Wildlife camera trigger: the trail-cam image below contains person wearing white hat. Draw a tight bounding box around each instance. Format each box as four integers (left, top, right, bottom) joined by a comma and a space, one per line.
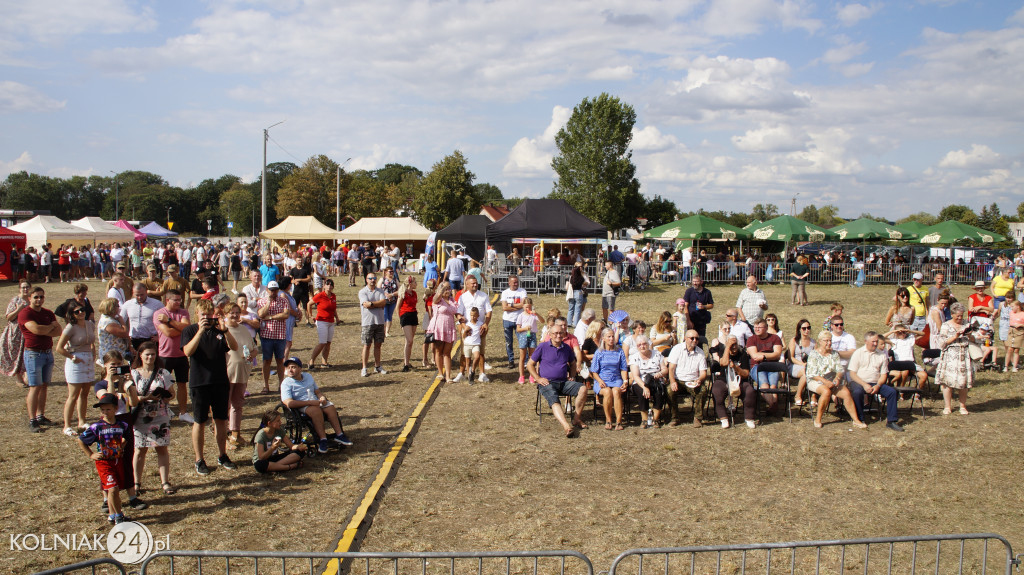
906, 272, 928, 332
255, 281, 289, 394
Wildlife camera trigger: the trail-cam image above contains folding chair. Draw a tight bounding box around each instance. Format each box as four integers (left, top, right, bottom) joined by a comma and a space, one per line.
752, 361, 798, 422
535, 387, 577, 423
888, 360, 926, 420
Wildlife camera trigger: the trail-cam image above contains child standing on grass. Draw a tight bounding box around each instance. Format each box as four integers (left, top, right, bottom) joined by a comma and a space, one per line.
457, 307, 487, 383
672, 298, 689, 346
516, 298, 539, 384
1004, 300, 1024, 373
78, 393, 131, 525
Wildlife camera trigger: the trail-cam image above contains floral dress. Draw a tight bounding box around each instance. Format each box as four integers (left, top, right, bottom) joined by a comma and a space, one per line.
132, 367, 174, 447
97, 314, 131, 364
935, 321, 973, 390
0, 296, 29, 377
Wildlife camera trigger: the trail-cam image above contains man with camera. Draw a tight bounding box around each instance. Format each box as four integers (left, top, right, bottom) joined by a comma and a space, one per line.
181, 299, 239, 475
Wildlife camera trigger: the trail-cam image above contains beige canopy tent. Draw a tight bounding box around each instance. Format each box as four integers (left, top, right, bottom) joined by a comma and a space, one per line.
70, 217, 136, 244
260, 216, 339, 243
10, 215, 97, 249
336, 217, 431, 242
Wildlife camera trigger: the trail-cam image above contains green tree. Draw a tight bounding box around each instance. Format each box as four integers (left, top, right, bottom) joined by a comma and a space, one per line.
372, 164, 422, 187
1017, 201, 1024, 221
641, 195, 678, 229
798, 204, 820, 226
415, 150, 479, 230
750, 203, 780, 223
345, 170, 393, 219
275, 155, 340, 228
221, 183, 260, 237
898, 212, 938, 227
816, 205, 842, 228
0, 172, 64, 217
474, 183, 504, 204
938, 205, 979, 227
550, 93, 643, 230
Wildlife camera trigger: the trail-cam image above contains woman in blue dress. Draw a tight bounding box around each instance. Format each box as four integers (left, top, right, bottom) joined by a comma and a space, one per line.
590, 328, 628, 430
422, 254, 439, 288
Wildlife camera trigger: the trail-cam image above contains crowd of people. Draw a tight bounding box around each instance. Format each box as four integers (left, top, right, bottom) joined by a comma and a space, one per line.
4, 236, 1023, 522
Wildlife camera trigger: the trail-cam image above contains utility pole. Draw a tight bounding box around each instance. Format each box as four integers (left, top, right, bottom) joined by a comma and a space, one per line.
336, 157, 351, 231
262, 121, 285, 237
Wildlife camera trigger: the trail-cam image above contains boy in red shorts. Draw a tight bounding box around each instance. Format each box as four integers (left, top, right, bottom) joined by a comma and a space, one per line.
78, 393, 132, 524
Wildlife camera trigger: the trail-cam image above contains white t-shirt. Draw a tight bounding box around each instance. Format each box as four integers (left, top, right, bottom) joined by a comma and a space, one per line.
499, 288, 527, 322
831, 331, 857, 368
890, 335, 916, 363
463, 316, 485, 346
457, 290, 492, 319
667, 344, 707, 383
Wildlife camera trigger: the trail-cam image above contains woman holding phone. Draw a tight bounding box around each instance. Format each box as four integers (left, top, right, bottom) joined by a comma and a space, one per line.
130, 342, 176, 495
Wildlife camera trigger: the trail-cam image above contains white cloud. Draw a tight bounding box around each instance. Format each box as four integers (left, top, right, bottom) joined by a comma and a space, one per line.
0, 81, 65, 113
631, 126, 680, 153
502, 106, 570, 178
819, 37, 868, 65
732, 124, 807, 153
701, 0, 822, 37
938, 144, 1003, 169
962, 169, 1011, 189
0, 151, 35, 178
836, 3, 879, 27
586, 66, 635, 81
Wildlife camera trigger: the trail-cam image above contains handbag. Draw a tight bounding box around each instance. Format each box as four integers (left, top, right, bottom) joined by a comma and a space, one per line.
967, 343, 984, 361
565, 281, 573, 302
726, 367, 741, 397
915, 324, 930, 349
424, 332, 435, 344
579, 362, 590, 379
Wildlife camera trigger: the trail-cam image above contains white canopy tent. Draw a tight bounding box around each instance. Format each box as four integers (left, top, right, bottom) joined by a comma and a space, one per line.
260, 216, 339, 243
11, 215, 96, 249
336, 217, 431, 242
70, 217, 136, 244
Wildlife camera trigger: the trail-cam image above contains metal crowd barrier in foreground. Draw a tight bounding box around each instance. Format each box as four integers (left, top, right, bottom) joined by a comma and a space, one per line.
33, 534, 1024, 575
607, 533, 1021, 575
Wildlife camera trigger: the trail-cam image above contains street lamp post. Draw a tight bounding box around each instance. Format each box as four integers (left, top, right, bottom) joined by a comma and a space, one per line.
109, 170, 120, 221
336, 157, 352, 231
262, 121, 285, 238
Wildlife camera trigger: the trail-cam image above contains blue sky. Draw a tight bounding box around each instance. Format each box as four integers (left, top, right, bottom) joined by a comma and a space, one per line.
2, 0, 1023, 220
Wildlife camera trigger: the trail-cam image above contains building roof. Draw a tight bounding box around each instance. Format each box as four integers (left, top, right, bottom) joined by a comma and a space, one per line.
479, 204, 512, 222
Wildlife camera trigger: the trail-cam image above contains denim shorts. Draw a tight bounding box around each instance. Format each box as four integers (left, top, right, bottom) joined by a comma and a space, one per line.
24, 349, 54, 387
537, 379, 583, 407
517, 331, 537, 349
261, 338, 287, 361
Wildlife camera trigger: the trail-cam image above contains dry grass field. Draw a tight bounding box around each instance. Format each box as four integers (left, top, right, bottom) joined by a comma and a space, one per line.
2, 276, 1022, 574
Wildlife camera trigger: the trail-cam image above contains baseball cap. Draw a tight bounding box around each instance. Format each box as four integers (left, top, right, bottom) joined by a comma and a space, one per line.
116, 262, 127, 269
93, 393, 118, 408
283, 357, 303, 368
974, 280, 986, 288
912, 272, 923, 280
167, 264, 178, 272
267, 281, 280, 290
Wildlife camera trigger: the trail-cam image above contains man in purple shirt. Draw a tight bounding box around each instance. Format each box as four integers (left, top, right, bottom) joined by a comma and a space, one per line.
526, 323, 588, 438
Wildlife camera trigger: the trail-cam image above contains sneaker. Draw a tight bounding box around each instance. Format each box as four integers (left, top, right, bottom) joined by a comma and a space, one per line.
721, 420, 730, 429
507, 361, 516, 370
361, 368, 369, 377
745, 420, 756, 429
113, 513, 130, 525
29, 420, 42, 433
529, 376, 535, 384
318, 439, 329, 453
478, 373, 490, 383
217, 455, 237, 470
333, 432, 353, 447
63, 427, 78, 437
179, 413, 195, 424
453, 372, 464, 382
1014, 366, 1019, 373
402, 364, 411, 372
375, 365, 387, 375
886, 421, 905, 432
107, 515, 115, 525
195, 459, 210, 475
517, 376, 525, 384
484, 362, 492, 371
127, 497, 148, 510
36, 415, 53, 425
101, 500, 109, 513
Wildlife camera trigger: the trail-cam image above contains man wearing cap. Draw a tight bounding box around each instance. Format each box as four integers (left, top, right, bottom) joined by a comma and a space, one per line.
154, 289, 193, 423
140, 264, 165, 299
256, 281, 290, 393
279, 357, 352, 453
906, 273, 929, 331
121, 283, 163, 350
181, 298, 238, 474
161, 264, 190, 309
358, 272, 388, 377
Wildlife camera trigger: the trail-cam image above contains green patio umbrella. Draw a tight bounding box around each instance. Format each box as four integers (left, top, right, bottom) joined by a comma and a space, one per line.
829, 218, 919, 241
642, 214, 751, 241
896, 221, 929, 234
915, 220, 1006, 244
746, 215, 839, 242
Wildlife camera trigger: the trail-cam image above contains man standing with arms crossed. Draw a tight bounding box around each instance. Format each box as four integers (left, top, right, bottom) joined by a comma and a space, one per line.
500, 275, 527, 370
358, 272, 389, 377
20, 287, 61, 432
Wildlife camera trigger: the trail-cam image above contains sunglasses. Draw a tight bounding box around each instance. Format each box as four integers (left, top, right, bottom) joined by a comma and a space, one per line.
800, 326, 811, 330
73, 308, 86, 314
832, 322, 844, 327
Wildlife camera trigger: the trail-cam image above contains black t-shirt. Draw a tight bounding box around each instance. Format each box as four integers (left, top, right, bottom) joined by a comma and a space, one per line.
683, 287, 714, 326
230, 254, 242, 271
180, 323, 229, 388
290, 268, 310, 299
581, 338, 598, 357
708, 343, 750, 376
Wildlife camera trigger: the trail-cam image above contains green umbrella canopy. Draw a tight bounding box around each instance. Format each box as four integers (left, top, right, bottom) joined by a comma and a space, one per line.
829, 218, 919, 241
897, 221, 929, 233
746, 215, 839, 242
916, 220, 1006, 244
642, 214, 751, 241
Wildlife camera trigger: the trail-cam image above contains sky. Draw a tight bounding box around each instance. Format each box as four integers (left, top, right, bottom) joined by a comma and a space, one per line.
2, 0, 1023, 221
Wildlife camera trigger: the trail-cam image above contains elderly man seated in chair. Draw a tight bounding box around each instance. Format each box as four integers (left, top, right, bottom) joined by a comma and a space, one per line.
666, 329, 708, 427
847, 331, 904, 432
527, 323, 588, 438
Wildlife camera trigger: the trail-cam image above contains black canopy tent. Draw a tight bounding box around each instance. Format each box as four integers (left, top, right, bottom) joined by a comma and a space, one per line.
435, 215, 507, 262
485, 199, 607, 244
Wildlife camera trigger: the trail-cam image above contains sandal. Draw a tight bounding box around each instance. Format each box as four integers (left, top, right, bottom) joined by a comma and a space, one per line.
614, 424, 625, 431
161, 483, 176, 495
604, 423, 614, 430
959, 407, 969, 415
941, 408, 952, 415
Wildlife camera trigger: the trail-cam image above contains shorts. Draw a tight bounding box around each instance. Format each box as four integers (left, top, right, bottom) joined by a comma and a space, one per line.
602, 295, 616, 310
230, 270, 240, 281
1009, 326, 1024, 349
95, 458, 128, 491
807, 373, 845, 395
361, 324, 385, 345
463, 343, 481, 358
316, 320, 335, 344
517, 331, 537, 349
253, 450, 304, 473
162, 355, 189, 383
399, 311, 419, 327
190, 384, 229, 424
261, 338, 287, 361
537, 379, 584, 407
24, 349, 54, 387
59, 263, 70, 273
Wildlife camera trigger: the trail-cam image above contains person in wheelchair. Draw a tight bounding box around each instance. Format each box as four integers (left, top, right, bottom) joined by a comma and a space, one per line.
279, 357, 352, 454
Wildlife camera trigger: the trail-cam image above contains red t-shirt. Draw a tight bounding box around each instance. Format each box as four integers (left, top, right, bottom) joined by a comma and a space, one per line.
18, 306, 57, 350
968, 293, 993, 318
399, 291, 418, 316
747, 333, 782, 366
312, 291, 337, 322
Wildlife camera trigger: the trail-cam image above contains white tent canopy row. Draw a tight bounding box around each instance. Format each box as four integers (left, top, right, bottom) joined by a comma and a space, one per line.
11, 215, 135, 249
260, 216, 432, 243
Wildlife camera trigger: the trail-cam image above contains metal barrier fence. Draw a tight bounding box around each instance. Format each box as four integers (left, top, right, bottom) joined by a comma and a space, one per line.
136, 549, 594, 575
607, 533, 1020, 575
32, 557, 127, 575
